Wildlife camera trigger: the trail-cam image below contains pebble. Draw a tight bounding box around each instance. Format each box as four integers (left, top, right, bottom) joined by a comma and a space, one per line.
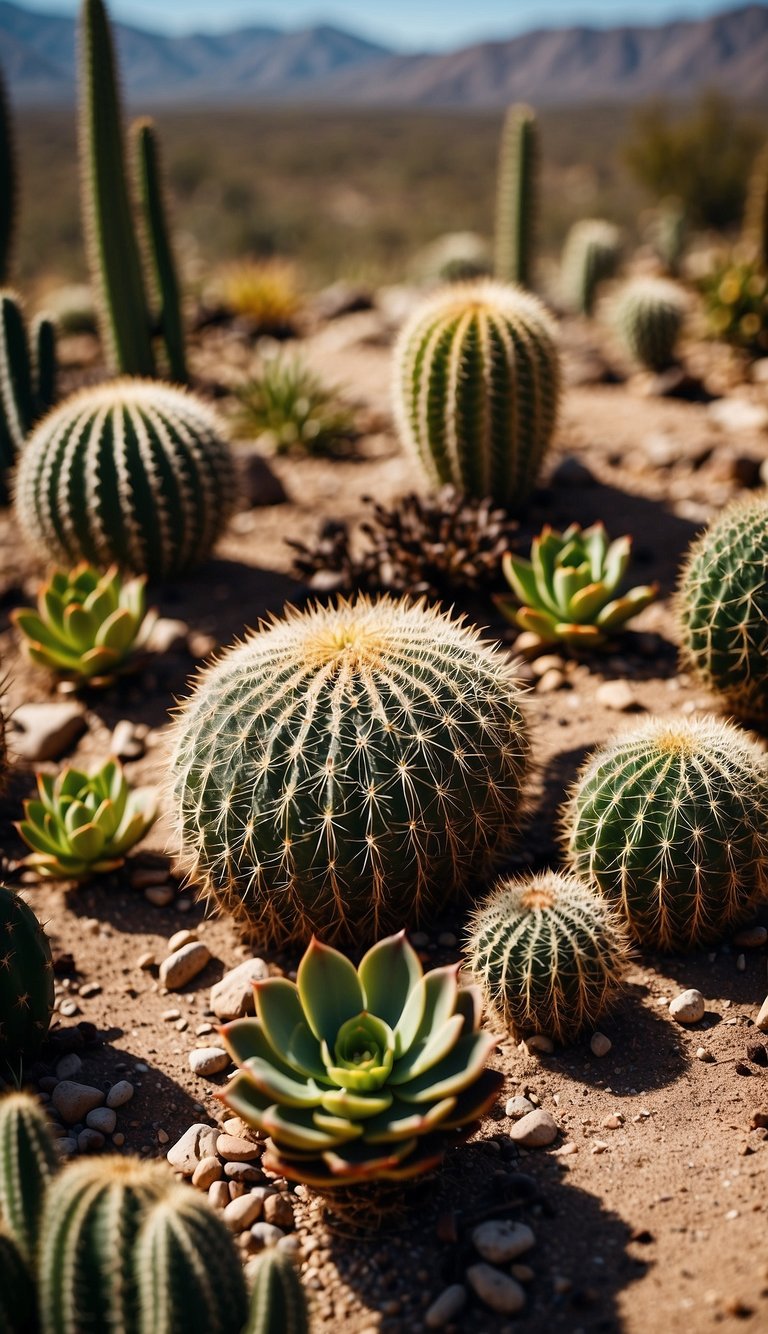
263, 1194, 294, 1228
77, 1128, 105, 1152
52, 1081, 105, 1125
224, 1193, 264, 1231
10, 702, 87, 761
145, 885, 175, 908
536, 668, 566, 693
602, 1113, 623, 1129
669, 988, 705, 1024
210, 957, 269, 1021
249, 1222, 284, 1250
59, 1000, 80, 1018
208, 1181, 230, 1209
167, 1123, 220, 1175
733, 925, 768, 948
425, 1285, 467, 1329
506, 1095, 535, 1120
696, 1047, 715, 1063
159, 942, 212, 991
111, 719, 145, 760
472, 1220, 535, 1264
509, 1109, 559, 1148
106, 1081, 135, 1109
86, 1107, 117, 1135
596, 680, 640, 712
709, 398, 768, 433
146, 617, 189, 655
192, 1157, 223, 1190
225, 1162, 264, 1183
466, 1264, 526, 1315
592, 1140, 609, 1154
55, 1053, 82, 1080
136, 952, 155, 970
217, 1134, 262, 1162
591, 1033, 612, 1057
189, 1047, 230, 1077
523, 1033, 554, 1055
168, 929, 198, 953
756, 997, 768, 1033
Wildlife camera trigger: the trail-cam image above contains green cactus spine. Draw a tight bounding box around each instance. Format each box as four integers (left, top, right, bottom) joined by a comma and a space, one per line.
466, 871, 628, 1043
133, 119, 187, 384
393, 280, 560, 507
613, 277, 686, 371
0, 66, 15, 283
494, 104, 538, 288
0, 887, 54, 1074
0, 1226, 37, 1334
743, 141, 768, 270
564, 715, 768, 951
170, 595, 530, 946
0, 1091, 58, 1264
560, 218, 621, 316
15, 378, 235, 579
245, 1251, 310, 1334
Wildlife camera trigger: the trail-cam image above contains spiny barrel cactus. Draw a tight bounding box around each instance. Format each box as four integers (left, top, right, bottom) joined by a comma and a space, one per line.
494, 104, 538, 288
221, 932, 502, 1204
0, 1227, 36, 1334
0, 887, 54, 1073
0, 68, 15, 283
393, 281, 560, 508
678, 495, 768, 720
13, 563, 149, 683
170, 596, 529, 946
465, 871, 628, 1043
0, 1092, 58, 1264
564, 715, 768, 951
560, 219, 621, 317
15, 378, 234, 579
613, 276, 686, 371
38, 1157, 248, 1334
0, 291, 57, 500
245, 1251, 310, 1334
496, 521, 658, 646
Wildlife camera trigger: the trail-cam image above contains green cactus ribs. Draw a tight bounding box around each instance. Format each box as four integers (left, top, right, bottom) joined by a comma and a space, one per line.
0, 887, 54, 1074
613, 276, 687, 372
494, 104, 538, 288
0, 291, 57, 500
170, 595, 530, 946
560, 219, 621, 316
0, 1091, 58, 1265
245, 1250, 310, 1333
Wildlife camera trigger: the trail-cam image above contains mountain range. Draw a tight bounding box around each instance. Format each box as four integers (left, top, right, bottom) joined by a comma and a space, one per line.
2, 1, 768, 106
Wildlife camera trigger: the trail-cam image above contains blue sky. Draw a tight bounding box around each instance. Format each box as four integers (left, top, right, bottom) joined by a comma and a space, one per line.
16, 0, 758, 47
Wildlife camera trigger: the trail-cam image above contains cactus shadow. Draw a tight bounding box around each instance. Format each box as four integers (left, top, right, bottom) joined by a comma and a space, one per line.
151, 557, 299, 650
552, 979, 690, 1095
640, 917, 768, 1009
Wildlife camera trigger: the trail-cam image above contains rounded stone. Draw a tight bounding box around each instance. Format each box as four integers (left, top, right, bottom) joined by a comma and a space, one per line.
425, 1285, 467, 1329
508, 1109, 559, 1148
192, 1156, 223, 1190
85, 1107, 117, 1135
159, 941, 211, 991
216, 1133, 262, 1162
669, 988, 705, 1024
466, 1263, 526, 1315
224, 1192, 264, 1231
106, 1080, 135, 1109
591, 1032, 612, 1057
52, 1081, 105, 1125
249, 1222, 284, 1250
506, 1095, 535, 1120
472, 1219, 536, 1264
188, 1047, 230, 1077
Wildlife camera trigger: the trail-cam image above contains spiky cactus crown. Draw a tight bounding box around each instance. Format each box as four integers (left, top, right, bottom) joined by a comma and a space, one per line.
392, 280, 560, 507
612, 276, 687, 371
561, 219, 621, 316
169, 595, 530, 946
677, 495, 768, 721
15, 377, 234, 579
0, 887, 54, 1073
563, 715, 768, 951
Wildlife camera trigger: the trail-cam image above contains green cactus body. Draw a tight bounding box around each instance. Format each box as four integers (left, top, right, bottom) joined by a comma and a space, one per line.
466, 871, 628, 1043
0, 293, 58, 501
564, 716, 768, 951
15, 378, 234, 579
170, 596, 529, 946
0, 887, 54, 1074
0, 68, 15, 283
0, 1092, 58, 1264
494, 105, 538, 288
0, 1227, 37, 1334
613, 277, 686, 371
33, 316, 57, 416
393, 281, 560, 507
560, 219, 621, 316
133, 119, 187, 385
245, 1251, 310, 1334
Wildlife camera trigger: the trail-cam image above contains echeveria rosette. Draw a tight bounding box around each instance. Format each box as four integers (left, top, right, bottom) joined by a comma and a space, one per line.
496, 522, 658, 646
220, 932, 502, 1191
12, 563, 150, 683
17, 759, 157, 880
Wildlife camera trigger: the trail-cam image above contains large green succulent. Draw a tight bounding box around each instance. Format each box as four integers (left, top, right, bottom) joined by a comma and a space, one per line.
18, 759, 157, 881
221, 932, 502, 1191
496, 522, 658, 646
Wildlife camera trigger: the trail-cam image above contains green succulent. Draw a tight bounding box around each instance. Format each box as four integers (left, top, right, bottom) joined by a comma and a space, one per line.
18, 759, 157, 881
12, 563, 149, 683
221, 931, 502, 1196
496, 522, 658, 646
235, 355, 357, 457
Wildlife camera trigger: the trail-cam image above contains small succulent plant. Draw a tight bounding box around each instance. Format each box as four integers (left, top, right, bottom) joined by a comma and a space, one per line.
12, 563, 149, 683
699, 255, 768, 356
18, 759, 157, 881
235, 354, 357, 456
496, 522, 658, 646
221, 931, 502, 1211
0, 889, 54, 1074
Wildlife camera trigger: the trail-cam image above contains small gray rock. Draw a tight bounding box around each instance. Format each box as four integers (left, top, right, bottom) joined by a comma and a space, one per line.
669, 988, 705, 1024
52, 1081, 105, 1125
77, 1128, 105, 1152
505, 1096, 535, 1120
466, 1264, 526, 1315
425, 1284, 467, 1329
166, 1122, 219, 1176
55, 1053, 82, 1081
591, 1033, 612, 1057
508, 1109, 559, 1148
160, 941, 211, 991
86, 1107, 117, 1136
11, 702, 87, 761
111, 719, 145, 761
106, 1080, 135, 1109
188, 1047, 229, 1077
210, 958, 269, 1021
472, 1220, 535, 1264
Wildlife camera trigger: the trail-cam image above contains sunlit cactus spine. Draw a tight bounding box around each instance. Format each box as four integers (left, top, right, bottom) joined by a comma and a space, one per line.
0, 292, 57, 499
613, 276, 686, 371
393, 280, 560, 507
466, 871, 628, 1043
743, 141, 768, 270
564, 715, 768, 951
0, 66, 15, 283
0, 1227, 37, 1334
170, 596, 530, 946
560, 218, 621, 316
244, 1251, 310, 1334
0, 1092, 58, 1264
133, 118, 187, 383
0, 887, 54, 1075
15, 378, 234, 579
494, 104, 538, 288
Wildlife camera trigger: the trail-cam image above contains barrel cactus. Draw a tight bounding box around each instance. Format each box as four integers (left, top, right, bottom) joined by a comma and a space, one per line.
392, 281, 560, 508
564, 715, 768, 951
0, 887, 54, 1074
170, 596, 529, 946
15, 378, 234, 579
613, 276, 686, 371
13, 563, 149, 683
245, 1251, 310, 1334
560, 219, 621, 317
466, 871, 628, 1043
0, 1092, 58, 1264
677, 495, 768, 720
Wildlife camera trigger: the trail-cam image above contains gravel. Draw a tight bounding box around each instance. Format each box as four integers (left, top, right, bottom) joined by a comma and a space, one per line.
166, 1123, 220, 1175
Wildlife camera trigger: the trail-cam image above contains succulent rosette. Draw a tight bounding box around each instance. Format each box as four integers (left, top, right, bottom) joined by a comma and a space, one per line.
221, 932, 502, 1190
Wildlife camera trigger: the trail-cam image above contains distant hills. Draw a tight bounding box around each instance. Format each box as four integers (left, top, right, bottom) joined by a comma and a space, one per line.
2, 0, 768, 106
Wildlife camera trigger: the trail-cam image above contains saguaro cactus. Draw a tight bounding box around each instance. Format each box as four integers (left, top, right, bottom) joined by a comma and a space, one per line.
133, 118, 187, 383
495, 104, 538, 288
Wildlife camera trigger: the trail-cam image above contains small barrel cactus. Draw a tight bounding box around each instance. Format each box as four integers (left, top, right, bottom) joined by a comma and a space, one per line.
494, 104, 538, 288
613, 276, 686, 371
392, 280, 560, 508
564, 715, 768, 951
465, 871, 628, 1043
170, 596, 529, 946
245, 1251, 310, 1334
0, 1226, 37, 1334
15, 378, 234, 579
13, 563, 149, 683
221, 932, 502, 1208
677, 495, 768, 720
0, 1091, 58, 1264
18, 759, 157, 881
0, 887, 54, 1073
560, 219, 621, 316
496, 521, 658, 646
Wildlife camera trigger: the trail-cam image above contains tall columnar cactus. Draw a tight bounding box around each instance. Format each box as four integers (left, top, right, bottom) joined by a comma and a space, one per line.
38, 1157, 249, 1334
133, 119, 187, 384
15, 378, 234, 579
494, 104, 538, 288
170, 596, 530, 946
613, 277, 686, 371
0, 887, 54, 1073
393, 281, 560, 507
465, 871, 628, 1043
244, 1251, 310, 1334
677, 495, 768, 720
0, 1092, 58, 1264
0, 66, 15, 283
560, 219, 621, 316
0, 292, 57, 499
743, 141, 768, 270
0, 1227, 37, 1334
564, 715, 768, 951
